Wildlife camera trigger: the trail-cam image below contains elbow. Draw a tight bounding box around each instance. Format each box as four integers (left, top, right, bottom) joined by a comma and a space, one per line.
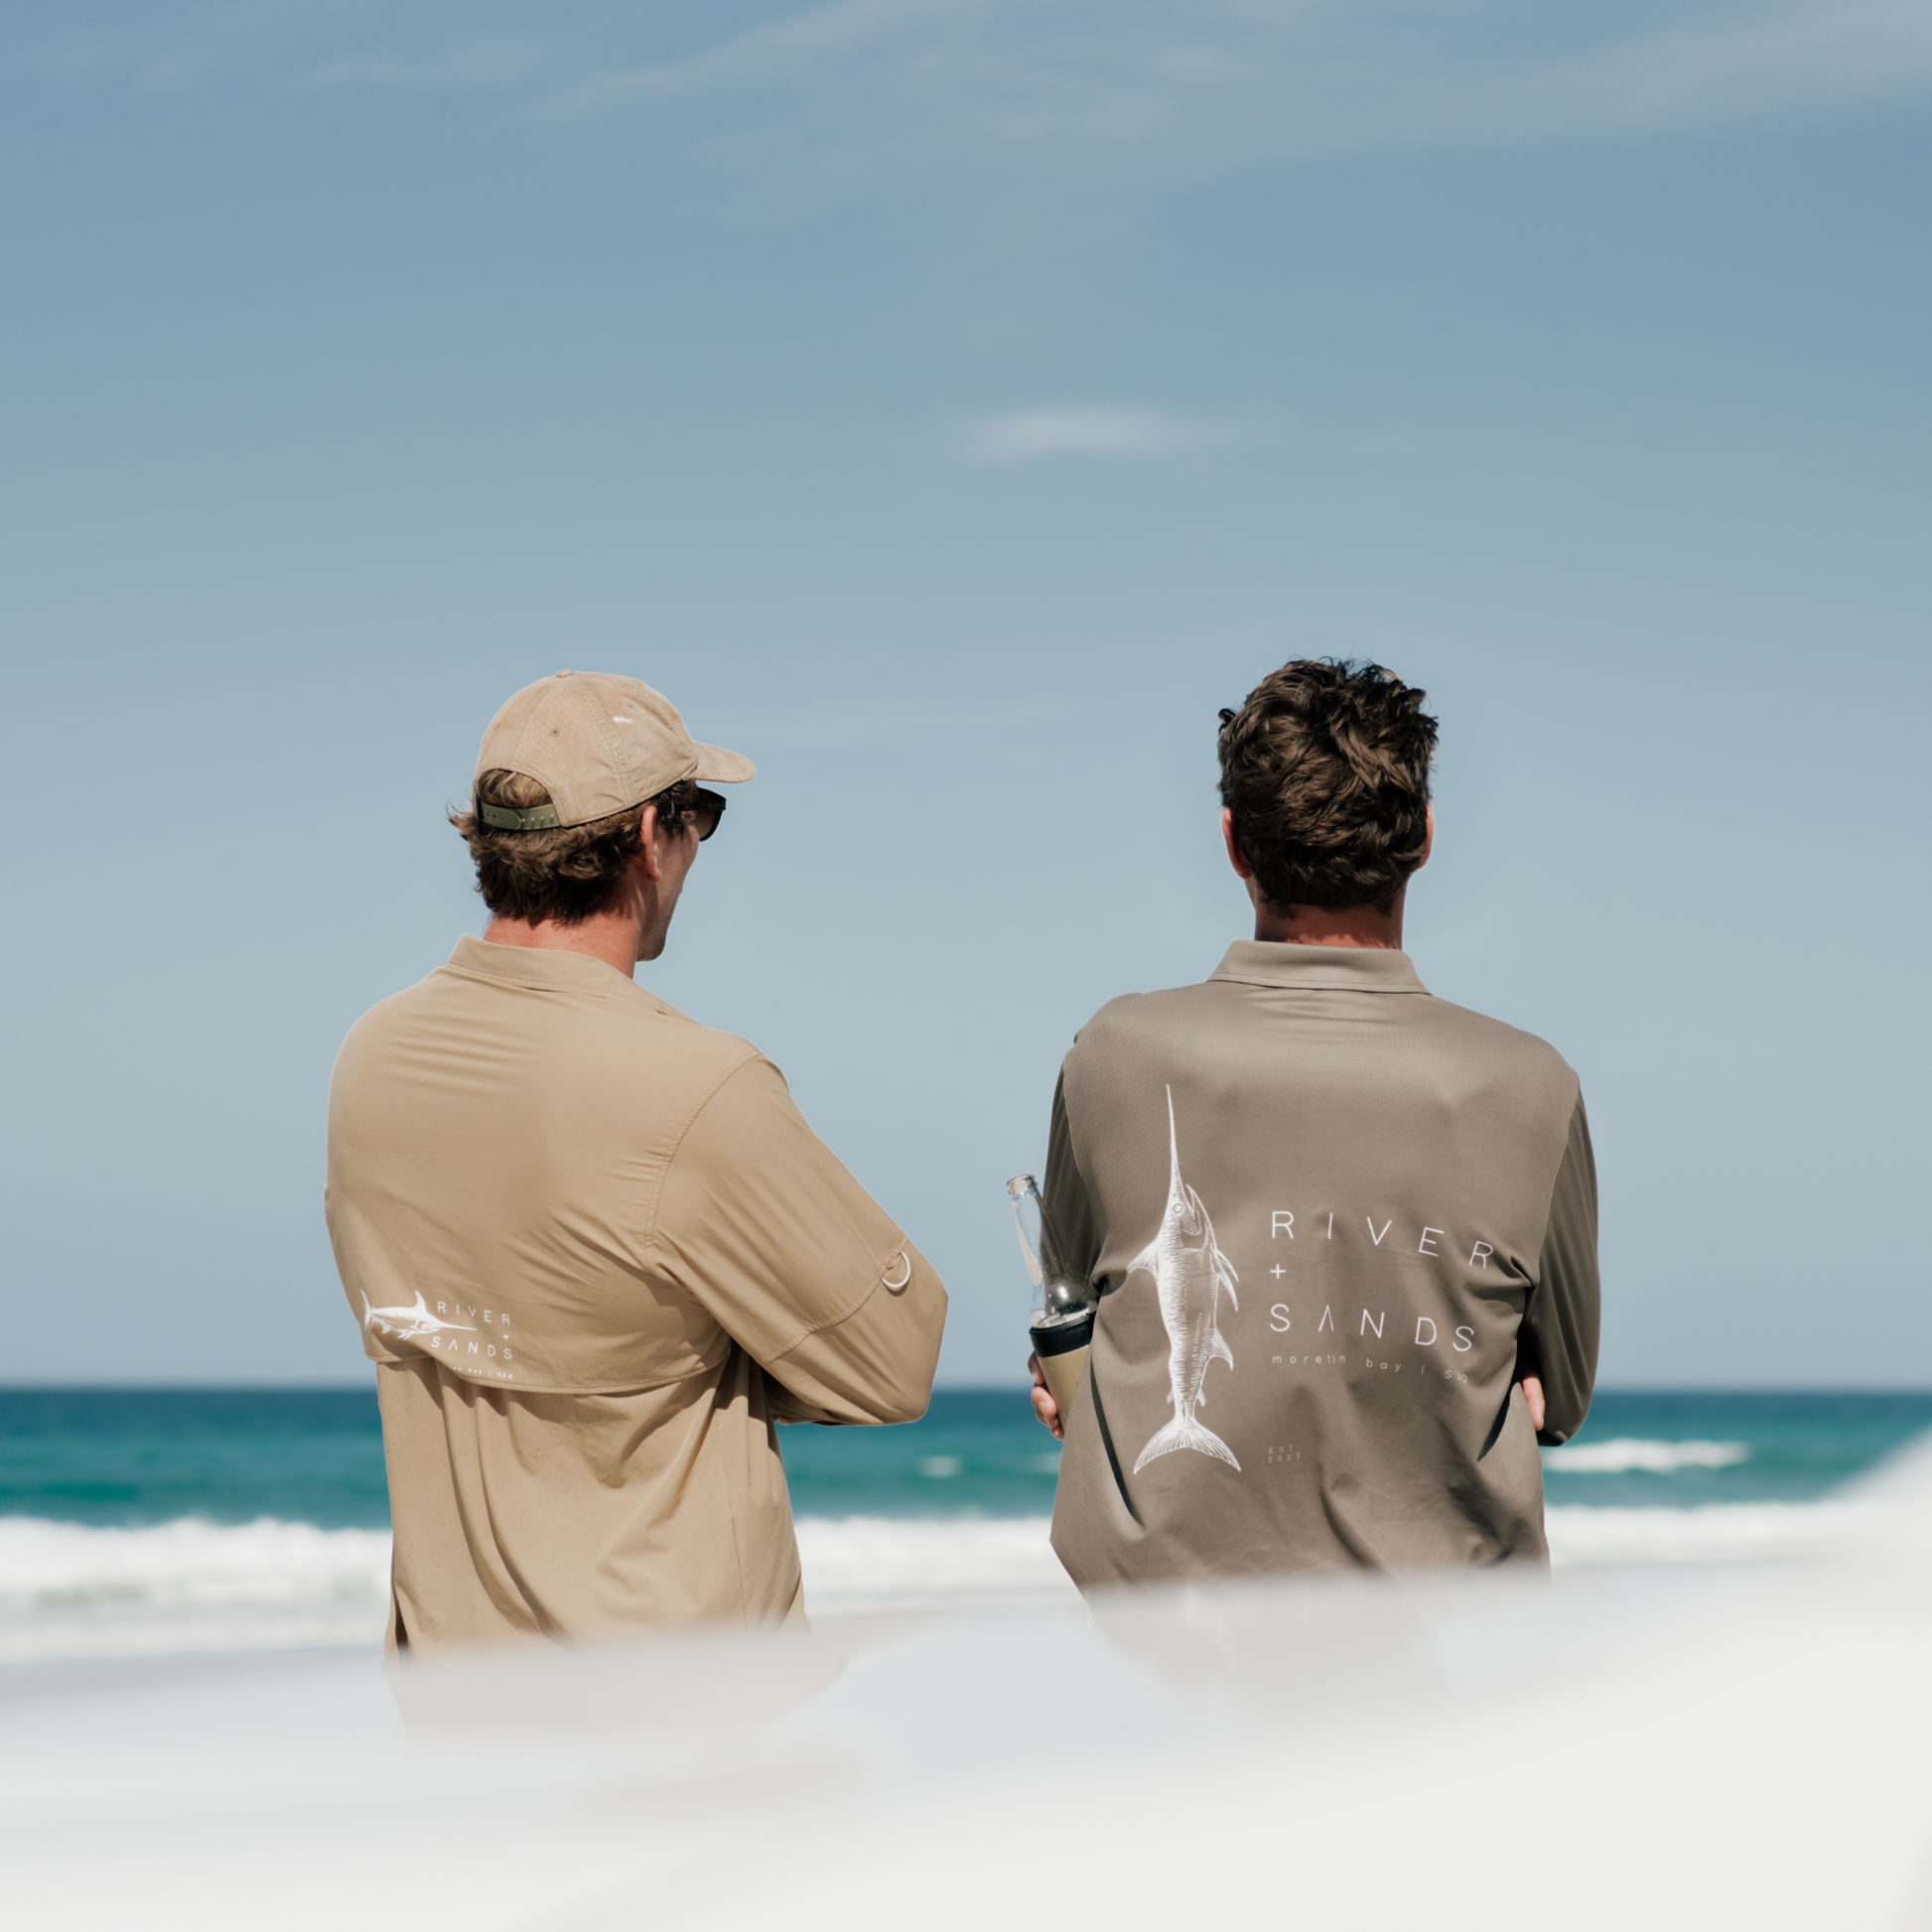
867, 1333, 941, 1425
874, 1380, 934, 1427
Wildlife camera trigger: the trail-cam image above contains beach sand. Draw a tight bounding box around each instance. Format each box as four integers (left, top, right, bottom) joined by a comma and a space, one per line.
7, 1424, 1932, 1929
5, 1503, 1932, 1930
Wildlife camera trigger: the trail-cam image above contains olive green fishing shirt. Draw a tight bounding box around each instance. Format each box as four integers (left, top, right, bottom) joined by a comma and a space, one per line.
1045, 941, 1598, 1586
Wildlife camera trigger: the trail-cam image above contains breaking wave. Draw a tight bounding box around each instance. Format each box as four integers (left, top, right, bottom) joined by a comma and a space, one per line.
0, 1496, 1895, 1665
1544, 1501, 1880, 1565
1543, 1438, 1749, 1474
0, 1516, 393, 1664
0, 1514, 1084, 1664
794, 1515, 1076, 1615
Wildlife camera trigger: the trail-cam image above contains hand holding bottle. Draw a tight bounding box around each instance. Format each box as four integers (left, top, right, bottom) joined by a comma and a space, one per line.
1009, 1173, 1096, 1429
1027, 1351, 1064, 1440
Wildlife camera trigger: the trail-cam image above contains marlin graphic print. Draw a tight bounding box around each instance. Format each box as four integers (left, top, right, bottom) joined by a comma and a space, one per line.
360, 1292, 477, 1343
1129, 1088, 1242, 1474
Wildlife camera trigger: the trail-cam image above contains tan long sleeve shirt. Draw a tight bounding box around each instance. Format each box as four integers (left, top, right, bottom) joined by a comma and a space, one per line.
325, 935, 946, 1650
1045, 941, 1598, 1587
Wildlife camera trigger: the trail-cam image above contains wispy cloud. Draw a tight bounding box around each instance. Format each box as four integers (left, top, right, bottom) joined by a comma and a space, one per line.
14, 1, 1932, 177
958, 406, 1253, 466
524, 0, 1932, 164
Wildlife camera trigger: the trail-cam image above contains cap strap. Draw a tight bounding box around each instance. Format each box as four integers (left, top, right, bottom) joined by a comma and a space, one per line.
479, 801, 562, 831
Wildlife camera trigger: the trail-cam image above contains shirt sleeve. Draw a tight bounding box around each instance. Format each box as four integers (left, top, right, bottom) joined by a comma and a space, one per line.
650, 1055, 947, 1427
1041, 1067, 1104, 1288
1524, 1094, 1600, 1448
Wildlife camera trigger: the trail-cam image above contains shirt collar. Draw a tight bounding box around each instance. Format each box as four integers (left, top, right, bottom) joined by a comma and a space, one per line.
444, 931, 650, 1000
1208, 939, 1430, 995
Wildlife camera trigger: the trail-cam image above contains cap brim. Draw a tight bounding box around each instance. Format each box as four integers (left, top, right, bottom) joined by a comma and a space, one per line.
692, 742, 756, 783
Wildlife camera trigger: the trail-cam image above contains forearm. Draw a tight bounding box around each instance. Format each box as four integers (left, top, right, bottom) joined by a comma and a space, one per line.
656, 1058, 949, 1427
1526, 1097, 1600, 1446
760, 1244, 947, 1427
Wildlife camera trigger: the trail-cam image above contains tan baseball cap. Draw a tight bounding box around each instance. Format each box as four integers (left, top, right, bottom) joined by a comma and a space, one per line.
474, 671, 756, 831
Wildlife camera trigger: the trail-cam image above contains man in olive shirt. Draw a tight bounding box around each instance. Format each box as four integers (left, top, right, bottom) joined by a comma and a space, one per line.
1032, 659, 1597, 1581
328, 671, 946, 1650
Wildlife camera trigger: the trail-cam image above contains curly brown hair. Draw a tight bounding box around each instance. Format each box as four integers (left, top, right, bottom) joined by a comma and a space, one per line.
451, 769, 695, 925
1217, 659, 1438, 914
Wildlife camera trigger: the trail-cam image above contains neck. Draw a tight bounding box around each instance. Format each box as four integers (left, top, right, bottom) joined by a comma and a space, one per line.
483, 907, 641, 978
1251, 893, 1405, 950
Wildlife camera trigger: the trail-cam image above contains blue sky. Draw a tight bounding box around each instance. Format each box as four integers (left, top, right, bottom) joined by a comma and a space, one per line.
2, 0, 1927, 1386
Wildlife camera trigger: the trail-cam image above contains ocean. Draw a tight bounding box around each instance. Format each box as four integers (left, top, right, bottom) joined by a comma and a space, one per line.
2, 1385, 1928, 1665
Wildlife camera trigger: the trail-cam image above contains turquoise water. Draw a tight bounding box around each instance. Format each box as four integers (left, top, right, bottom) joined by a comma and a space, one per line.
3, 1386, 1929, 1529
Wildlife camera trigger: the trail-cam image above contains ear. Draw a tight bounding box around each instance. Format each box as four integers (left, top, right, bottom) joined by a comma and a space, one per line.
1415, 803, 1435, 873
636, 804, 666, 884
1221, 807, 1254, 881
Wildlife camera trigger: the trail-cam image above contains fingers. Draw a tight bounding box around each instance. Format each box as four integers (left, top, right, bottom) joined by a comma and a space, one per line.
1027, 1354, 1063, 1441
1521, 1372, 1547, 1434
1513, 1333, 1547, 1436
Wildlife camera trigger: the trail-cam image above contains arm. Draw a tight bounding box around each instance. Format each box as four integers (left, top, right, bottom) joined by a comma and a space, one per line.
652, 1057, 947, 1427
1029, 1068, 1101, 1440
1521, 1094, 1600, 1447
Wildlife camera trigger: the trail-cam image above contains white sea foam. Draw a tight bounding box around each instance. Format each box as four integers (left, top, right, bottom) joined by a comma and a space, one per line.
794, 1515, 1076, 1616
0, 1514, 1081, 1663
1546, 1501, 1883, 1566
1544, 1438, 1749, 1474
0, 1516, 393, 1664
0, 1498, 1895, 1666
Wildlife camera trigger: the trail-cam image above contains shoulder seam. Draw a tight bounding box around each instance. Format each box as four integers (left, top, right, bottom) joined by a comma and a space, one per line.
1529, 1080, 1587, 1284
638, 1046, 767, 1273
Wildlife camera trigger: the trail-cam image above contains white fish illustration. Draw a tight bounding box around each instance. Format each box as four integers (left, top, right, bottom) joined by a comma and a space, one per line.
360, 1292, 477, 1342
1129, 1088, 1242, 1474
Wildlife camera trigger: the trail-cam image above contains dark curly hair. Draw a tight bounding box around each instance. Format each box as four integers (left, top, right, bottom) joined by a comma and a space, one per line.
450, 769, 696, 926
1217, 659, 1438, 914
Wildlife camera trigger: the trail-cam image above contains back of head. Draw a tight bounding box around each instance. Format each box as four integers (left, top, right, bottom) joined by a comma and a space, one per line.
449, 670, 755, 927
1217, 659, 1438, 915
452, 769, 656, 927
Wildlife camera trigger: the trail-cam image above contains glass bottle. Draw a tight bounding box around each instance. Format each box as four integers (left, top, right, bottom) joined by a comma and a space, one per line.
1008, 1173, 1097, 1425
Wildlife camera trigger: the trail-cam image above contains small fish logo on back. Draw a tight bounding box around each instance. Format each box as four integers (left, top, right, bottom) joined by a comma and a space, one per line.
1129, 1088, 1242, 1474
360, 1292, 477, 1342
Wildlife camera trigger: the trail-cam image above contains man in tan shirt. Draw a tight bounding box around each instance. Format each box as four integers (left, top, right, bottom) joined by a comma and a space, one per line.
327, 671, 946, 1651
